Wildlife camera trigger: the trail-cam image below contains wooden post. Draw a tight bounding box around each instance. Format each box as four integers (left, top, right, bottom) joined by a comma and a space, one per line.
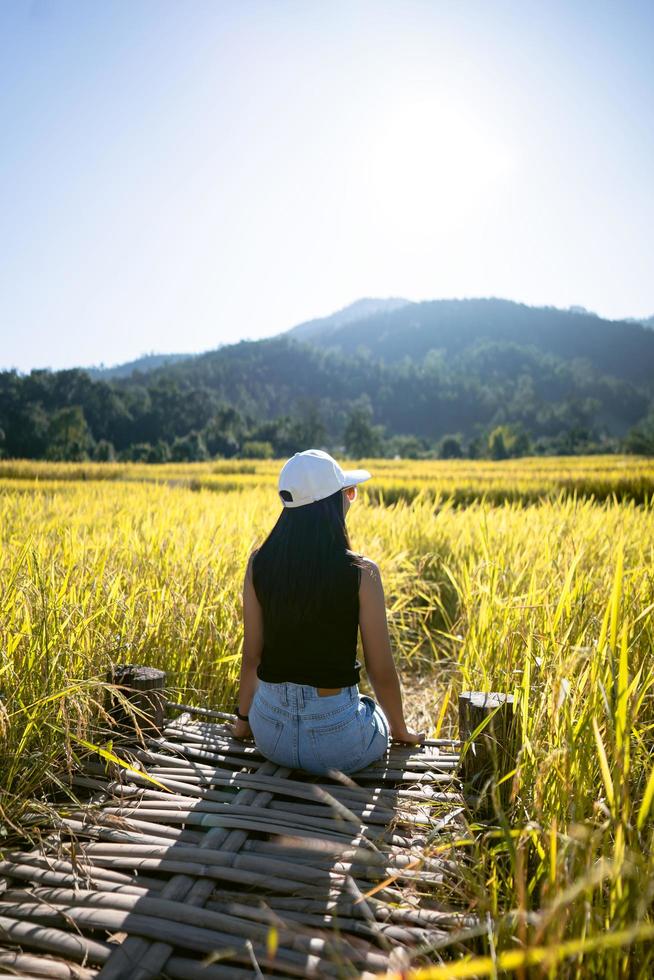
458, 691, 521, 818
105, 664, 167, 741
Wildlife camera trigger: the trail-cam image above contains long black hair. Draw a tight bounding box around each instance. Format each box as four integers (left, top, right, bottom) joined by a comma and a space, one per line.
252, 487, 368, 635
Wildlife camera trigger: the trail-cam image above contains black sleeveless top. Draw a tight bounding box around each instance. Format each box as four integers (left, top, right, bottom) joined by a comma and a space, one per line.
253, 554, 362, 687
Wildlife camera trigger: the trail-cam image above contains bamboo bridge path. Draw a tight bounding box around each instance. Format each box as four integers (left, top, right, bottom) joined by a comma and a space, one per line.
0, 704, 478, 980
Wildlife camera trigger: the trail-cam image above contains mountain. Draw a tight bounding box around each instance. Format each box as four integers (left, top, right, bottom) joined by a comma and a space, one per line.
567, 305, 598, 316
110, 296, 653, 438
279, 297, 654, 390
283, 297, 411, 342
86, 352, 193, 379
97, 293, 650, 446
2, 296, 653, 460
81, 297, 654, 387
625, 315, 654, 329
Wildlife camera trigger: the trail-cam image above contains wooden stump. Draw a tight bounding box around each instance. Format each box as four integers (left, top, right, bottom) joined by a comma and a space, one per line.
458, 691, 521, 818
105, 665, 167, 740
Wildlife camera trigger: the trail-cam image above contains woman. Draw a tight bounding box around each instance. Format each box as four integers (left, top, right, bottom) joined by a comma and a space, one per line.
230, 448, 425, 775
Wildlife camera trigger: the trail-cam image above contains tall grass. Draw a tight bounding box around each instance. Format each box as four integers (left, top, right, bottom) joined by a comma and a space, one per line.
0, 459, 653, 974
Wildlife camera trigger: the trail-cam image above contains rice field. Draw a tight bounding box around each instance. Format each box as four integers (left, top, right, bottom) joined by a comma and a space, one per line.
1, 455, 653, 976
2, 453, 653, 505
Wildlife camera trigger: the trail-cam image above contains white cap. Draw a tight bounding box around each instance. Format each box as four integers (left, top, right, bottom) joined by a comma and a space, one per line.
278, 449, 372, 508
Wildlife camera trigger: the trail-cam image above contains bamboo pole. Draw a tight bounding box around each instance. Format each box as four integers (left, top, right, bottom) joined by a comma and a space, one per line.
102, 784, 251, 806
68, 842, 394, 889
125, 752, 441, 805
53, 818, 202, 849
0, 913, 112, 964
165, 701, 237, 721
0, 853, 152, 889
97, 803, 382, 837
208, 890, 469, 926
265, 797, 427, 826
96, 787, 399, 824
0, 952, 98, 979
0, 860, 151, 897
243, 838, 459, 875
145, 736, 257, 771
99, 794, 401, 827
55, 813, 204, 845
86, 810, 372, 845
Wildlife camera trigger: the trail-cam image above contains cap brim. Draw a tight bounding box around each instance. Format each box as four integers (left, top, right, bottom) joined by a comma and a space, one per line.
342, 468, 372, 486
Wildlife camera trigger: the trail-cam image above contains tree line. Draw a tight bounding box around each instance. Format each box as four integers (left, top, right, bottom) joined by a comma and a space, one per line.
1, 334, 653, 461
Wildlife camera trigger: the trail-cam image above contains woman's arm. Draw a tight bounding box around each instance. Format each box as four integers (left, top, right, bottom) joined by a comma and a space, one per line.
358, 558, 425, 745
232, 550, 263, 738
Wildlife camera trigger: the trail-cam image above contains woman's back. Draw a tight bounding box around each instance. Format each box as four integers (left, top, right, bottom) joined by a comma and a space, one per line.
253, 548, 363, 687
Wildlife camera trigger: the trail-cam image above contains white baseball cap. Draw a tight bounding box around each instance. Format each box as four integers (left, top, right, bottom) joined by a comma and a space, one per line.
278, 449, 372, 508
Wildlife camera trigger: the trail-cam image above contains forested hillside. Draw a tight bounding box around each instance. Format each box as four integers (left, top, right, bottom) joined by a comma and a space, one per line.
86, 352, 193, 380
284, 297, 410, 342
1, 299, 653, 461
284, 298, 654, 390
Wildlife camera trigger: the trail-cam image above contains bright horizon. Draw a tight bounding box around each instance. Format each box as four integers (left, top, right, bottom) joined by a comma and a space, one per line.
1, 0, 653, 372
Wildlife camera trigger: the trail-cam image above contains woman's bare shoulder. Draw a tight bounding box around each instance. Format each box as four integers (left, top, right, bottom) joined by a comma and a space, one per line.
245, 547, 260, 582
350, 554, 380, 586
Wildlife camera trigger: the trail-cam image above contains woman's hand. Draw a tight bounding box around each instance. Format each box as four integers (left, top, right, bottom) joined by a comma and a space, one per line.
230, 718, 253, 741
391, 726, 426, 745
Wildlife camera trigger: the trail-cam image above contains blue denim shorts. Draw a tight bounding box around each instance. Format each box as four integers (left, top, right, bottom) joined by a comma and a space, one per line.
249, 680, 390, 775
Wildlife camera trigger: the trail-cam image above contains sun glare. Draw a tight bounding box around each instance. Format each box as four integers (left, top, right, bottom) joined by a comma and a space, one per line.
365, 96, 515, 232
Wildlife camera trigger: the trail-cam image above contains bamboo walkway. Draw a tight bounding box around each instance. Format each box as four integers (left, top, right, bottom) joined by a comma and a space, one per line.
0, 707, 475, 979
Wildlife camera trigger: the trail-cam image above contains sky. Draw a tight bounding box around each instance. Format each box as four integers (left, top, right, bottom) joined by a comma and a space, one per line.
1, 0, 653, 372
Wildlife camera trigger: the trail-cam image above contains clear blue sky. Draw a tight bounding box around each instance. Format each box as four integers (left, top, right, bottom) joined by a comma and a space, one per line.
1, 0, 653, 371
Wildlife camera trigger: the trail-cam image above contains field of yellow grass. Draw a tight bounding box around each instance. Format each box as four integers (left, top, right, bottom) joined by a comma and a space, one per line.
2, 453, 653, 504
1, 455, 653, 975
